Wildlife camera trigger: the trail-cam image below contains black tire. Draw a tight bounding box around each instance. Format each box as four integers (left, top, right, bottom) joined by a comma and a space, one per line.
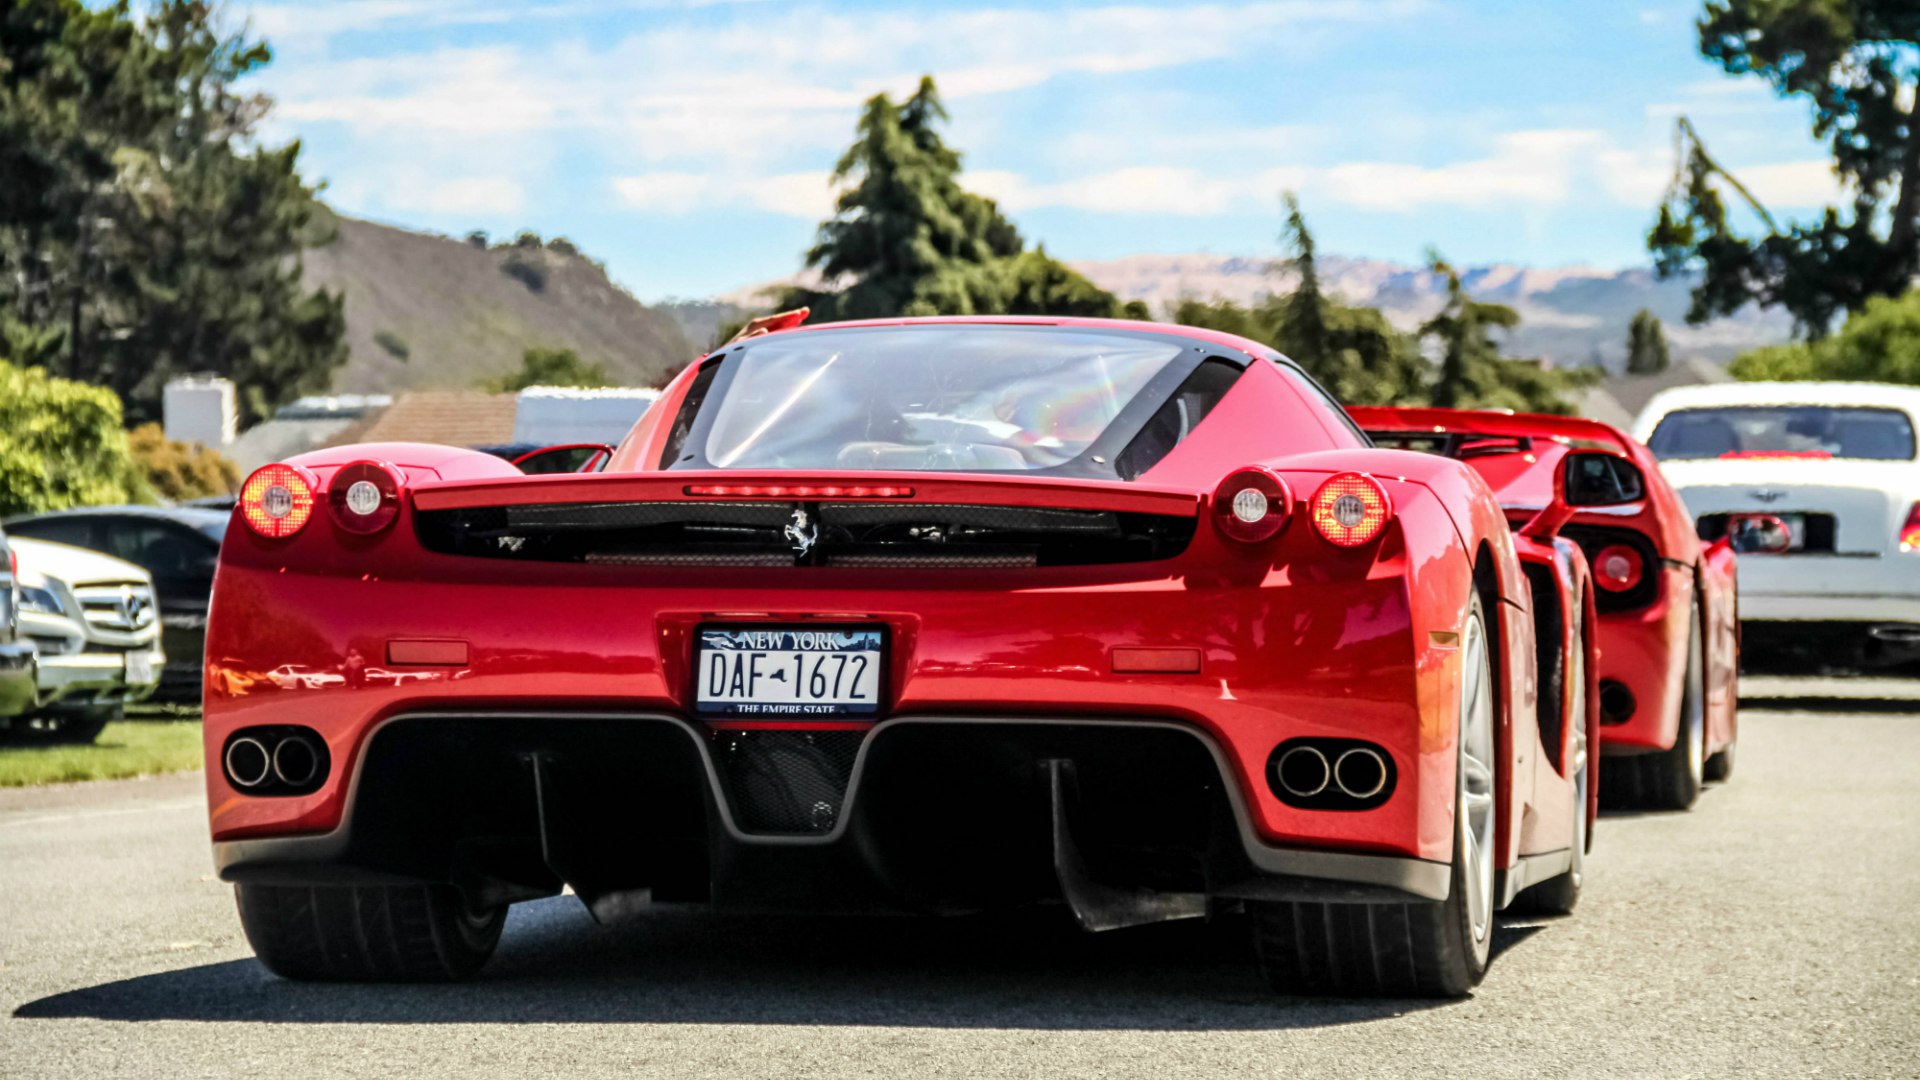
1510, 620, 1588, 917
235, 882, 505, 982
1600, 601, 1704, 812
17, 706, 115, 744
1704, 741, 1735, 782
1250, 596, 1495, 998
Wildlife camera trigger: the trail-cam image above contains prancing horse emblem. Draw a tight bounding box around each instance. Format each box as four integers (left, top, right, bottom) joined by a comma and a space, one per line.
784, 507, 818, 556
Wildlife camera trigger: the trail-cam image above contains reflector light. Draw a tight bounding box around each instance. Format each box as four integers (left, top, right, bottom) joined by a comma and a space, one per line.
1901, 503, 1920, 552
1309, 473, 1391, 547
328, 461, 405, 534
239, 464, 317, 539
683, 484, 915, 499
1212, 466, 1292, 543
1593, 543, 1644, 592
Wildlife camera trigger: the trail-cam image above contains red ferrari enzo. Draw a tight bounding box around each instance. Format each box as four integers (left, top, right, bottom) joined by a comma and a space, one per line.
206, 317, 1597, 997
1353, 407, 1739, 809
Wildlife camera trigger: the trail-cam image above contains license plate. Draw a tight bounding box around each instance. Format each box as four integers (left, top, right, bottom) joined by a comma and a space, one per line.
125, 651, 155, 685
696, 626, 884, 718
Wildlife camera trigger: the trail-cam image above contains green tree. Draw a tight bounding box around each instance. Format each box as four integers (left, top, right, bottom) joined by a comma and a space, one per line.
1269, 195, 1426, 405
1729, 288, 1920, 383
783, 76, 1134, 321
0, 0, 346, 425
481, 346, 612, 393
1423, 255, 1590, 414
1625, 308, 1671, 374
0, 359, 150, 515
1650, 4, 1920, 336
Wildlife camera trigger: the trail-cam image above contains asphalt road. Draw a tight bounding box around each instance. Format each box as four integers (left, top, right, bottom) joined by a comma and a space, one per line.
2, 683, 1915, 1079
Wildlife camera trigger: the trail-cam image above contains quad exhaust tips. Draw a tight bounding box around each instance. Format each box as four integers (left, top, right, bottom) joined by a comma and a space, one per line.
222, 727, 329, 796
1267, 739, 1396, 810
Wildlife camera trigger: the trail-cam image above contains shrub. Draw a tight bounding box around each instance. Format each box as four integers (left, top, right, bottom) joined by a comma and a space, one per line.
480, 346, 612, 393
546, 236, 580, 257
501, 253, 549, 293
374, 329, 411, 360
0, 361, 151, 516
465, 230, 490, 249
127, 423, 241, 502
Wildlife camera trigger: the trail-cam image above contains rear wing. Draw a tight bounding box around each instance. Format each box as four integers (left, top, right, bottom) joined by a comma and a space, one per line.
1348, 407, 1636, 457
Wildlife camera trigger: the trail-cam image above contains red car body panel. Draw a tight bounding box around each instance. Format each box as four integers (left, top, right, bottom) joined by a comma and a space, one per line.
1350, 406, 1737, 763
204, 318, 1588, 919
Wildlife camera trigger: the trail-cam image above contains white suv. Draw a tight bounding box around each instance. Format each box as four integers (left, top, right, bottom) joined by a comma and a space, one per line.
1635, 381, 1920, 668
12, 538, 164, 740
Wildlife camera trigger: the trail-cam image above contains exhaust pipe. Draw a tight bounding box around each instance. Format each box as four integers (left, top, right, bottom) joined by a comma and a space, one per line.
271, 734, 322, 788
1333, 747, 1388, 800
224, 736, 272, 789
1275, 745, 1330, 798
1869, 624, 1920, 644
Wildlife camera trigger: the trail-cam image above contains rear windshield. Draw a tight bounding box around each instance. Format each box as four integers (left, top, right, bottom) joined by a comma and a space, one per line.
683, 326, 1199, 473
1647, 406, 1917, 461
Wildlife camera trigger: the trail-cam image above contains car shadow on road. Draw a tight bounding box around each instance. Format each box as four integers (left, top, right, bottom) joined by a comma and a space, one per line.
15, 899, 1544, 1030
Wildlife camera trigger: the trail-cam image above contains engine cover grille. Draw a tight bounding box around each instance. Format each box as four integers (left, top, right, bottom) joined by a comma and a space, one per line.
708, 729, 867, 834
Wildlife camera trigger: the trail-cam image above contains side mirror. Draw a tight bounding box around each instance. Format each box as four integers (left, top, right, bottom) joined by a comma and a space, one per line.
512, 443, 613, 475
1562, 450, 1645, 507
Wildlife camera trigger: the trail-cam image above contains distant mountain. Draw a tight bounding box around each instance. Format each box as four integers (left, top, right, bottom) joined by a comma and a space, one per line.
301, 214, 694, 395
1065, 253, 1793, 369
721, 253, 1794, 369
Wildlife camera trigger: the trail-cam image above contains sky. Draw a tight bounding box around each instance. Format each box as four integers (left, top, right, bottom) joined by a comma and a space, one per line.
233, 0, 1833, 302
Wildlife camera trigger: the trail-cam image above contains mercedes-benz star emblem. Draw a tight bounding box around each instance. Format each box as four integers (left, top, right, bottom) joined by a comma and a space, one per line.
784, 507, 818, 556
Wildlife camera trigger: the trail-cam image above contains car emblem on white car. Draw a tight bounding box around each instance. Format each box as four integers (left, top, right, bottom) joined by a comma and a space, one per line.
784, 507, 818, 556
1749, 488, 1786, 503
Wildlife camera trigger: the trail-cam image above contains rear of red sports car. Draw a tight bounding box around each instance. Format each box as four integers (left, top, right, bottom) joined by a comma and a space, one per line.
206, 320, 1555, 995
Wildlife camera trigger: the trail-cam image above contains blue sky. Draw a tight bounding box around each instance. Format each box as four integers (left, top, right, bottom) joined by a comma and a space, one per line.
236, 0, 1831, 302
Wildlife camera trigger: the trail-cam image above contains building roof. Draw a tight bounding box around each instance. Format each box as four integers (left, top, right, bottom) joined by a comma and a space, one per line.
333, 390, 518, 449
1578, 358, 1732, 432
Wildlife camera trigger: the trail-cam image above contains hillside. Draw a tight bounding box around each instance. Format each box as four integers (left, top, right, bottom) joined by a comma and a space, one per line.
723, 253, 1794, 369
300, 215, 694, 394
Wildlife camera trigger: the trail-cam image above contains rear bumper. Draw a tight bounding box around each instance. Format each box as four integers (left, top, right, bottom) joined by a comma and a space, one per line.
213, 712, 1451, 914
1734, 554, 1920, 622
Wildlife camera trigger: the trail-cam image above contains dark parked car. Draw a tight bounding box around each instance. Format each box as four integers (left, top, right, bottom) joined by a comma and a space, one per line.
3, 506, 225, 701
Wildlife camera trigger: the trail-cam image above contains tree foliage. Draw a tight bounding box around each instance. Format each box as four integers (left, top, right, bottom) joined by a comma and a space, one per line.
782, 77, 1138, 321
480, 346, 611, 393
0, 0, 346, 425
1729, 288, 1920, 383
0, 359, 150, 516
127, 421, 238, 501
1626, 308, 1671, 375
1650, 3, 1920, 335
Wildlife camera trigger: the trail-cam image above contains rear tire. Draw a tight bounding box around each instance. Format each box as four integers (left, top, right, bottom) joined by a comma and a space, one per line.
1251, 595, 1496, 997
1601, 602, 1704, 811
235, 882, 505, 982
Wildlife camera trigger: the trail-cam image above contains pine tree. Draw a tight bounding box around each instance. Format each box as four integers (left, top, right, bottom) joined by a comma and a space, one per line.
1423, 255, 1591, 414
1268, 195, 1425, 406
1625, 309, 1671, 375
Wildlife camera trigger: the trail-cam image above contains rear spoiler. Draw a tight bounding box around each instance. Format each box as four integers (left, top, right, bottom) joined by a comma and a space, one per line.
412, 470, 1202, 518
1348, 406, 1635, 456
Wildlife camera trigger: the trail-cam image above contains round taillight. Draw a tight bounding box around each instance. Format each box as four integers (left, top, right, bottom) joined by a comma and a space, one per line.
239, 464, 318, 539
1309, 473, 1392, 547
1593, 543, 1644, 592
328, 460, 404, 534
1212, 466, 1293, 543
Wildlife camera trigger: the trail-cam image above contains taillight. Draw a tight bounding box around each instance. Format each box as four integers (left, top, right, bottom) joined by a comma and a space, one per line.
1592, 543, 1645, 592
328, 460, 405, 534
239, 464, 319, 539
1309, 473, 1391, 547
1900, 503, 1920, 552
1212, 466, 1292, 543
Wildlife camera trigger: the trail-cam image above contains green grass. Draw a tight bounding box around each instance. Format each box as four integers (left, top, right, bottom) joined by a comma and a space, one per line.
0, 720, 203, 787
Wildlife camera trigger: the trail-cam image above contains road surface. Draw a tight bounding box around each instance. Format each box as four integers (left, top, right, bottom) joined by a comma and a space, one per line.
1, 685, 1915, 1078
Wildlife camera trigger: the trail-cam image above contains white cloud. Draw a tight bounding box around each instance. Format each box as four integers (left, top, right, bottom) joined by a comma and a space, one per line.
1321, 130, 1607, 211
970, 166, 1309, 215
1741, 160, 1843, 207
614, 171, 837, 217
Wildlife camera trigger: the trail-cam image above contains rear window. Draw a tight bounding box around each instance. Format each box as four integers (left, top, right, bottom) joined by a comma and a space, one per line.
679, 326, 1209, 474
1647, 406, 1917, 461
